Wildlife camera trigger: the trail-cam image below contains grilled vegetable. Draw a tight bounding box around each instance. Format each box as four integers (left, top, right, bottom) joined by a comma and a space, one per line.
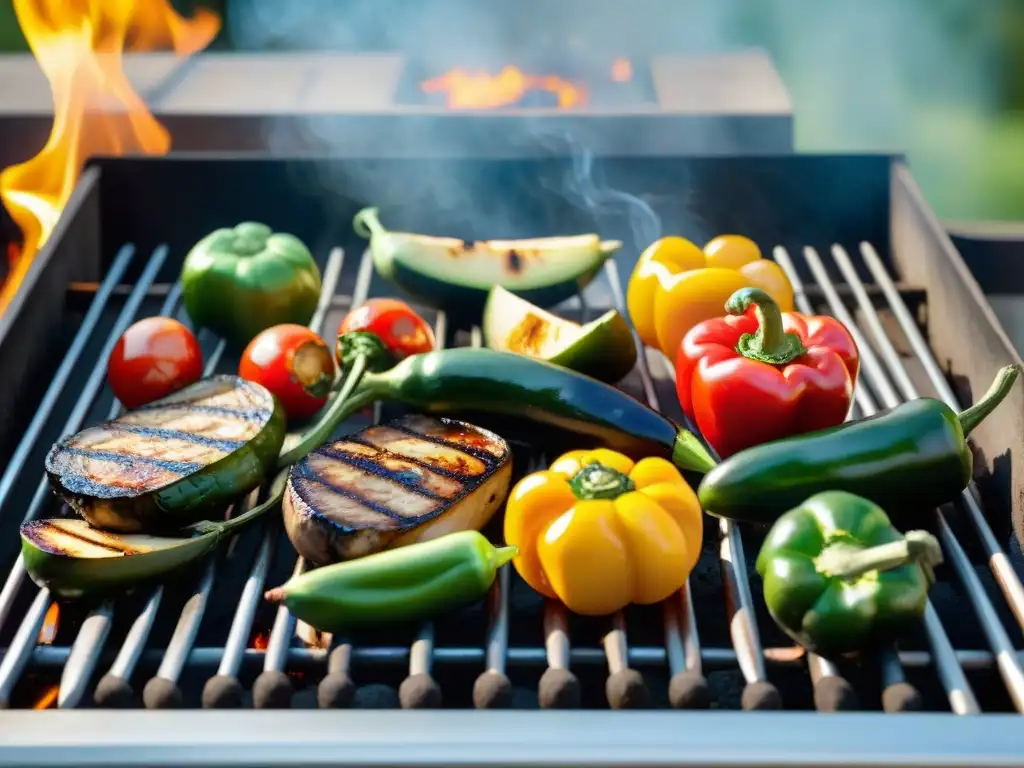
338, 298, 436, 361
239, 324, 336, 421
676, 288, 859, 458
108, 317, 204, 409
482, 286, 637, 383
284, 414, 512, 565
332, 348, 716, 474
504, 449, 702, 616
45, 376, 286, 534
265, 530, 516, 631
354, 207, 621, 315
181, 222, 322, 347
698, 364, 1020, 525
627, 234, 794, 358
22, 471, 288, 599
756, 491, 943, 658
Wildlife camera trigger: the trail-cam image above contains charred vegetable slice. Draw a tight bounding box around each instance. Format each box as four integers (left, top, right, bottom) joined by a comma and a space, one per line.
354, 207, 621, 315
22, 471, 288, 599
45, 375, 285, 534
283, 413, 512, 566
482, 285, 637, 383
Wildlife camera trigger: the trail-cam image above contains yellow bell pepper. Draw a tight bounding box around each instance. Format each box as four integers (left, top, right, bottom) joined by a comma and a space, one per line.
626, 234, 794, 360
503, 448, 703, 616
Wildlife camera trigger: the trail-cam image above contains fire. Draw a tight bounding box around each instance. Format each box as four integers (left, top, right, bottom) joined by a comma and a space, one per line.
37, 602, 59, 645
421, 66, 587, 110
250, 630, 269, 650
0, 0, 219, 316
32, 685, 60, 710
611, 57, 633, 83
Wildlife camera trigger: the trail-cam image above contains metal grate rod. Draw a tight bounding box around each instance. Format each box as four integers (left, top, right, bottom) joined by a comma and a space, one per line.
788, 245, 982, 714
858, 242, 1024, 632
827, 244, 1024, 713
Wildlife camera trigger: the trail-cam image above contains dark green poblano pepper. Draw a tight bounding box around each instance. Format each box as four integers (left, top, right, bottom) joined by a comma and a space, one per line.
181, 222, 322, 347
755, 491, 944, 658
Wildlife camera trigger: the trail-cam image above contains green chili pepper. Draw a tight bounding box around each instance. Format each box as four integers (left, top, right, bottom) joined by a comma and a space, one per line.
181, 222, 322, 347
698, 364, 1019, 524
321, 347, 716, 474
756, 491, 943, 658
264, 531, 517, 630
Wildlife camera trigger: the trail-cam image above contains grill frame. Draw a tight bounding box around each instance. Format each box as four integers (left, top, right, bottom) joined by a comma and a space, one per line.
0, 153, 1022, 766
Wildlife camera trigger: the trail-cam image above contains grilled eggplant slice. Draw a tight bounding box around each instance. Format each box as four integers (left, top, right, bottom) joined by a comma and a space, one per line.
45, 375, 286, 534
284, 414, 512, 566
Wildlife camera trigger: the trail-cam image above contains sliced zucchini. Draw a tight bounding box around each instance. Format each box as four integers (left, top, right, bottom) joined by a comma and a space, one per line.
483, 286, 637, 383
354, 207, 621, 315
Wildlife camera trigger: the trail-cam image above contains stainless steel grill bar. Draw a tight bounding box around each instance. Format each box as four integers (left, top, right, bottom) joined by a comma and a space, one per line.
602, 261, 708, 708
398, 310, 452, 709
251, 246, 365, 708
775, 250, 900, 712
92, 339, 228, 708
859, 242, 1024, 633
58, 281, 186, 710
0, 245, 166, 633
10, 640, 1015, 671
0, 247, 168, 708
0, 244, 135, 511
827, 243, 1024, 712
782, 244, 982, 714
202, 247, 344, 709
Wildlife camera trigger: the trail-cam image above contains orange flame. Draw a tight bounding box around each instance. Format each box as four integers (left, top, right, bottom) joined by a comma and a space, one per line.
421, 66, 587, 110
0, 0, 220, 316
32, 684, 60, 710
250, 630, 269, 650
37, 602, 59, 645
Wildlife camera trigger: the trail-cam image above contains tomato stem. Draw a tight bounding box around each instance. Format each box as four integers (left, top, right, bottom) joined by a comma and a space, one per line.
726, 287, 806, 366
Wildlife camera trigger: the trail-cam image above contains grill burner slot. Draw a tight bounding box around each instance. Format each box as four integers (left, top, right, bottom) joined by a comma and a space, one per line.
396, 56, 657, 109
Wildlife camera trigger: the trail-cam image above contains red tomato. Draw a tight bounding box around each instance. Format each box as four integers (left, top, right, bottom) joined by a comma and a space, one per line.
339, 298, 435, 361
107, 317, 204, 410
239, 324, 336, 421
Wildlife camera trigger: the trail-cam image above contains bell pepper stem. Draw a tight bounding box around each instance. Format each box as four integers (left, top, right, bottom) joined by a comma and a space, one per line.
816, 530, 944, 583
958, 364, 1020, 437
275, 354, 374, 470
353, 207, 388, 240
726, 287, 807, 366
491, 545, 518, 569
569, 462, 636, 500
672, 429, 718, 474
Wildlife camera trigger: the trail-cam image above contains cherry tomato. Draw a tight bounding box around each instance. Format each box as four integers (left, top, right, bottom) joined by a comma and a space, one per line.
107, 317, 204, 410
239, 324, 336, 421
338, 298, 435, 362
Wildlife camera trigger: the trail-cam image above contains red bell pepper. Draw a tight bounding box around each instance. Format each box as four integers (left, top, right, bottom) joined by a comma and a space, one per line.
675, 287, 859, 459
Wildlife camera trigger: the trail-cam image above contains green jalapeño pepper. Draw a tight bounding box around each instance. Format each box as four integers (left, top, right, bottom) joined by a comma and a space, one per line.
756, 491, 943, 658
181, 222, 322, 347
699, 364, 1019, 524
264, 531, 517, 630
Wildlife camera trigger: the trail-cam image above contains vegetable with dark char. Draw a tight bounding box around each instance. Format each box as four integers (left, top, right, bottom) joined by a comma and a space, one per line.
181, 222, 322, 347
756, 491, 943, 658
329, 348, 716, 474
265, 530, 517, 631
698, 364, 1020, 524
107, 317, 204, 409
284, 414, 512, 565
676, 287, 859, 457
45, 375, 286, 534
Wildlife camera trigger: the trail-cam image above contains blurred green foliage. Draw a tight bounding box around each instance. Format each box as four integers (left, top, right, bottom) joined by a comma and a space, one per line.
0, 0, 1021, 221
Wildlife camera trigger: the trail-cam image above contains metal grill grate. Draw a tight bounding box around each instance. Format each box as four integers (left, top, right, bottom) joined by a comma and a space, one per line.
0, 236, 1023, 719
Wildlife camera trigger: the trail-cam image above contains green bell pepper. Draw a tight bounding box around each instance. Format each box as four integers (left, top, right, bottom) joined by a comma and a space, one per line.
181, 222, 322, 347
755, 491, 943, 658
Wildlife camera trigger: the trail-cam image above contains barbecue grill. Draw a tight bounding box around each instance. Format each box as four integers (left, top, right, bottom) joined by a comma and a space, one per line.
0, 153, 1022, 767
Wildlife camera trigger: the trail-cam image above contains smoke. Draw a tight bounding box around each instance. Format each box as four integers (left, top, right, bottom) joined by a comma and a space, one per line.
226, 0, 997, 238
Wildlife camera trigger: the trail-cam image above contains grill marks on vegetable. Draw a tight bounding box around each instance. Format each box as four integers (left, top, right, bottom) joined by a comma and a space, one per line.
46, 376, 274, 500
23, 518, 160, 559
284, 414, 512, 565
